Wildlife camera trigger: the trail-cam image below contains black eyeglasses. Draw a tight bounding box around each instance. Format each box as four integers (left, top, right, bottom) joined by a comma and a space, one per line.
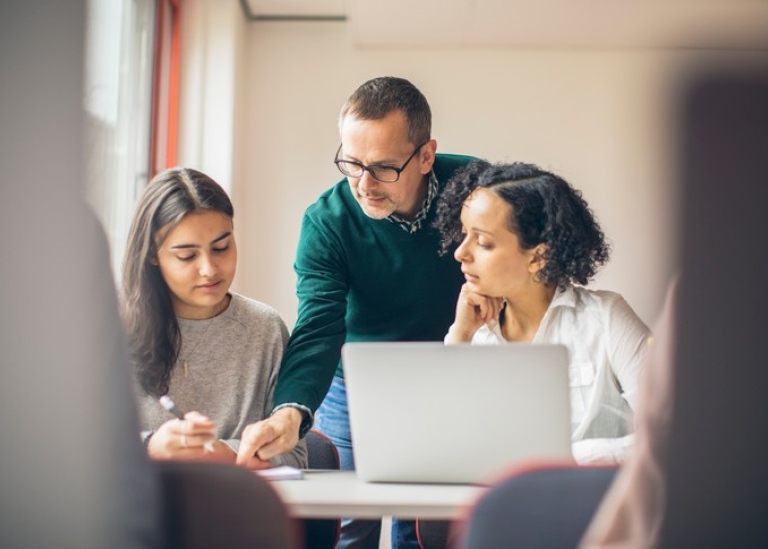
334, 142, 427, 183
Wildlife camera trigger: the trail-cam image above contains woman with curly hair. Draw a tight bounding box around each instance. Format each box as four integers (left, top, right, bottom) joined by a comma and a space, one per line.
434, 160, 650, 463
122, 167, 306, 467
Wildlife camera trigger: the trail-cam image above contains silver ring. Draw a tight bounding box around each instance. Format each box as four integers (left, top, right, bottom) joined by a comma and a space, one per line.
180, 432, 187, 448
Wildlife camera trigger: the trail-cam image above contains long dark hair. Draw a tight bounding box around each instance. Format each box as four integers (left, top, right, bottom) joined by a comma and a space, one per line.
434, 160, 609, 287
121, 167, 234, 397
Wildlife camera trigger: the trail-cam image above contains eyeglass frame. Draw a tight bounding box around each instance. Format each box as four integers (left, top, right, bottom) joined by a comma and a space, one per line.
333, 141, 428, 183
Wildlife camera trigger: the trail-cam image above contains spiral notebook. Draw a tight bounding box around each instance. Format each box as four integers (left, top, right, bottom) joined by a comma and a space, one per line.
342, 342, 573, 485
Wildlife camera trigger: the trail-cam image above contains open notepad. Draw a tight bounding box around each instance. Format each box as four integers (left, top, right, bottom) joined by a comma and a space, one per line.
255, 465, 305, 480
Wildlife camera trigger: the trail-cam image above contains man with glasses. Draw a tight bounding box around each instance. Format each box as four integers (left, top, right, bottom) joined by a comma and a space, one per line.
238, 76, 476, 548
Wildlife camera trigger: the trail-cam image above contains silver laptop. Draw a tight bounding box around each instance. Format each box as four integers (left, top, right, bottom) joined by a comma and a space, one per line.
342, 342, 573, 485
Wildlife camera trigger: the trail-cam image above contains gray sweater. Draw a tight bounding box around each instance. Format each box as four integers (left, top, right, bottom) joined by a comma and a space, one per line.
136, 293, 307, 467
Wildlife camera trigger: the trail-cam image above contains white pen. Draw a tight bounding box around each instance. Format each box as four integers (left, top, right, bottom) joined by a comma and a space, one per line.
159, 396, 215, 452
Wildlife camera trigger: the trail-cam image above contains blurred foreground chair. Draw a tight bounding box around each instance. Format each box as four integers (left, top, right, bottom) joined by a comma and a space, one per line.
452, 464, 618, 549
156, 460, 299, 549
303, 429, 341, 548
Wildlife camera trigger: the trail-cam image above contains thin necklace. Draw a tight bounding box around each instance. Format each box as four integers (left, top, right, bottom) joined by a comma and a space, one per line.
179, 296, 229, 377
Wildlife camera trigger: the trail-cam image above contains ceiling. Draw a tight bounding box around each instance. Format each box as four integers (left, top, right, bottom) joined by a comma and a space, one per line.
241, 0, 345, 20
242, 0, 768, 49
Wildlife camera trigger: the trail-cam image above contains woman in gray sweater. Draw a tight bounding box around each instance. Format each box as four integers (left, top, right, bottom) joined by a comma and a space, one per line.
122, 167, 306, 468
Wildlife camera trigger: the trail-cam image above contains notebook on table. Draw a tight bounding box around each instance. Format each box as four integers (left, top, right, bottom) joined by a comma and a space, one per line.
342, 342, 573, 485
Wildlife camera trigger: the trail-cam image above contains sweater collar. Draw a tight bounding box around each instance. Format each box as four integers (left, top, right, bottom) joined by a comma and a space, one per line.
387, 169, 438, 234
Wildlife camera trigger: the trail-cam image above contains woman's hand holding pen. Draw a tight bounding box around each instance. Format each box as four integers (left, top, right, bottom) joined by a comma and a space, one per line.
147, 411, 217, 460
446, 283, 504, 343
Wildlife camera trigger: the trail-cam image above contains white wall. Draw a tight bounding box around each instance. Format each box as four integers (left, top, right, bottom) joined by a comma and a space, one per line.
235, 21, 715, 329
178, 0, 248, 195
174, 17, 765, 331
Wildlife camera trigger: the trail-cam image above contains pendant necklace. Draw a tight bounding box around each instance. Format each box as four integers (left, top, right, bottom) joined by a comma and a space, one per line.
180, 324, 213, 378
179, 297, 228, 377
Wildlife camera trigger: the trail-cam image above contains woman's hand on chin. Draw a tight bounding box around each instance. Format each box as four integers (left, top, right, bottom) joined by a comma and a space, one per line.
446, 284, 503, 343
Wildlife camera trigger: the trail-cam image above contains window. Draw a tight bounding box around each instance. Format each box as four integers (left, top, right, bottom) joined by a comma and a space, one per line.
84, 0, 155, 282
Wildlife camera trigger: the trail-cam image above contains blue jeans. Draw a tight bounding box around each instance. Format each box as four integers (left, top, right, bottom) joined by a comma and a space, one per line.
316, 376, 418, 549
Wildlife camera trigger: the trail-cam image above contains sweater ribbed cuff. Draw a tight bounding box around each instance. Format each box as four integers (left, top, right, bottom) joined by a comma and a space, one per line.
272, 403, 314, 439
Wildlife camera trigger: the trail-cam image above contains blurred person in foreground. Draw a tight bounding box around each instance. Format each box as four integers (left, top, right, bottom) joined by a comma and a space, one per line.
1, 1, 160, 546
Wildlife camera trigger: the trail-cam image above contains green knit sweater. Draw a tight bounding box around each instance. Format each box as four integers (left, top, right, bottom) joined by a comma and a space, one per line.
274, 153, 476, 413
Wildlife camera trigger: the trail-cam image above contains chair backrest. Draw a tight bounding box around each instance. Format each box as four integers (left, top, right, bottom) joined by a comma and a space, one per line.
302, 429, 341, 549
156, 461, 299, 549
305, 429, 341, 470
417, 519, 454, 549
458, 465, 618, 549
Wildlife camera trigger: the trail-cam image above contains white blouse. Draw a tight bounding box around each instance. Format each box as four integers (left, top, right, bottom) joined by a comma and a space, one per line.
467, 284, 651, 464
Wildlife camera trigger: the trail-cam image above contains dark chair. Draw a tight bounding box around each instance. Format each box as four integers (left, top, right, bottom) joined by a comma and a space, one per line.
306, 428, 341, 472
303, 429, 341, 548
156, 460, 300, 549
454, 464, 618, 549
417, 519, 456, 549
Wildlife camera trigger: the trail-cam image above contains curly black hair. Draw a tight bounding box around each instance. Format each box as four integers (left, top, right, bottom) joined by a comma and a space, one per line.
433, 160, 610, 287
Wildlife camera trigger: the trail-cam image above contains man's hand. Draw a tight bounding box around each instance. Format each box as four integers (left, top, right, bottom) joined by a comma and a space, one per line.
236, 407, 303, 469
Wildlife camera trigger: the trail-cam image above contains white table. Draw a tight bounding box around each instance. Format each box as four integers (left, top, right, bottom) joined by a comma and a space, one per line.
269, 470, 486, 519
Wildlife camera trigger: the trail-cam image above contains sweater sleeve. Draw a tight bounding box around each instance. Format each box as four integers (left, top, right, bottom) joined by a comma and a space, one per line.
273, 213, 348, 414
219, 434, 308, 467
278, 438, 309, 468
219, 302, 310, 467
